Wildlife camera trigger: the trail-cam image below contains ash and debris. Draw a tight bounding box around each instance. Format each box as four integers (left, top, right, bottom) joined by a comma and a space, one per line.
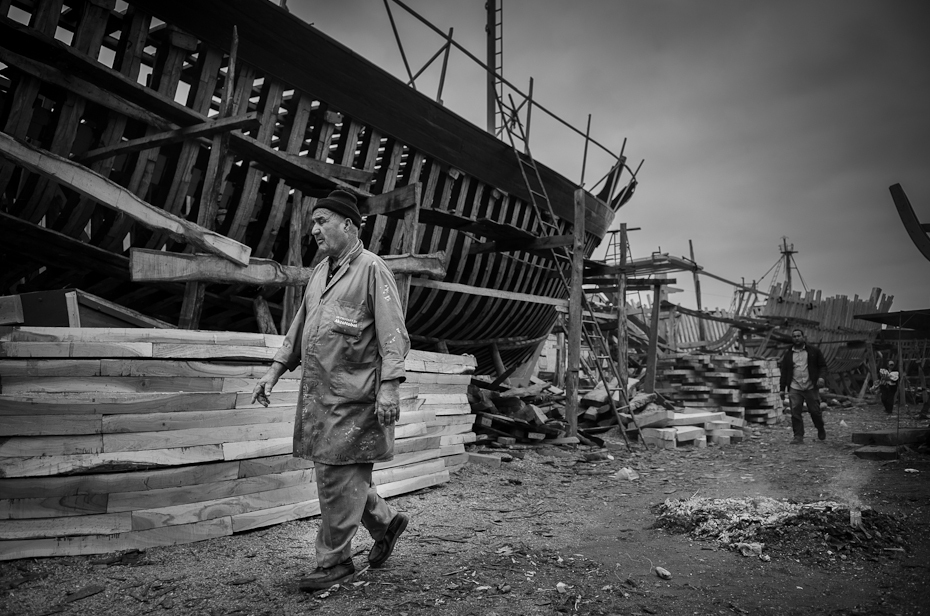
653, 495, 916, 562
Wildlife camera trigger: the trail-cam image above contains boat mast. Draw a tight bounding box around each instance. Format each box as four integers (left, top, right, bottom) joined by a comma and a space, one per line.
780, 237, 796, 297
486, 0, 502, 134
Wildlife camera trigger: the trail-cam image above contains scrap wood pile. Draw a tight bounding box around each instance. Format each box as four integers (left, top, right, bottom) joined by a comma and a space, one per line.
654, 496, 914, 562
0, 326, 476, 560
466, 377, 579, 446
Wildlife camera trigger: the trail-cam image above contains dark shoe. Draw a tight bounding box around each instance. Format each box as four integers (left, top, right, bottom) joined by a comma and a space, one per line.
817, 429, 826, 441
369, 513, 409, 568
298, 559, 355, 591
790, 436, 804, 445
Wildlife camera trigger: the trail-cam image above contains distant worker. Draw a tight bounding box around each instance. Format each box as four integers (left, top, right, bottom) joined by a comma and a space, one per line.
251, 190, 411, 591
779, 329, 828, 444
874, 360, 900, 415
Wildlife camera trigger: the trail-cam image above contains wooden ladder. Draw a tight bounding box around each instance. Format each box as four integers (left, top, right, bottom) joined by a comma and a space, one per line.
496, 97, 644, 449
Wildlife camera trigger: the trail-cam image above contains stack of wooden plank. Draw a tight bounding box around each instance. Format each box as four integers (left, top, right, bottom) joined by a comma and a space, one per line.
0, 327, 475, 560
655, 353, 783, 425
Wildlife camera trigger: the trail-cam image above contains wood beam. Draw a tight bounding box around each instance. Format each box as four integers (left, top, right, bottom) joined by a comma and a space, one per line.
0, 131, 251, 266
359, 184, 420, 217
77, 112, 260, 164
130, 248, 447, 285
468, 234, 574, 255
408, 278, 567, 307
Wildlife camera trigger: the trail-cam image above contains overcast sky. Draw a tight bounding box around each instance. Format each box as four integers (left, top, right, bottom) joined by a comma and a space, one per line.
289, 0, 930, 312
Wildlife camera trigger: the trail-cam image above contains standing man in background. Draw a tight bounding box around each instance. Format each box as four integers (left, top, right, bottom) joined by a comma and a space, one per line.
875, 360, 900, 415
779, 329, 828, 444
252, 190, 410, 591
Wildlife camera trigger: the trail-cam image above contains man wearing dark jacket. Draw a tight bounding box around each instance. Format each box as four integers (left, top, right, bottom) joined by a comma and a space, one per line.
779, 329, 828, 444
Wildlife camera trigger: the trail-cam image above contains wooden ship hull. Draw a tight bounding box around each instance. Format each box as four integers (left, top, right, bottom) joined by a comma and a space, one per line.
0, 326, 476, 560
0, 0, 622, 376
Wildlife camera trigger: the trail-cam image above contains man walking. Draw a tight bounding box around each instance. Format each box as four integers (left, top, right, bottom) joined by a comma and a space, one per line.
252, 190, 411, 591
779, 329, 828, 444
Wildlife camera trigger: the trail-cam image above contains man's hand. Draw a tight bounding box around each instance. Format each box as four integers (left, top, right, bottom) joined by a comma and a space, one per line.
252, 362, 286, 407
376, 379, 401, 426
816, 377, 825, 388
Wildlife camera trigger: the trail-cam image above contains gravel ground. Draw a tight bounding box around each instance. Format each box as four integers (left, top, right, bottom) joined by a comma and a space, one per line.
2, 402, 928, 616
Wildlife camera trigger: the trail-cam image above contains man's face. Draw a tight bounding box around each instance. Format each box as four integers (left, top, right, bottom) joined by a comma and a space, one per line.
792, 331, 805, 346
311, 209, 351, 257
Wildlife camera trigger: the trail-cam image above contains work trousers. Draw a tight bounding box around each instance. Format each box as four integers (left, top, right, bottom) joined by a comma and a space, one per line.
880, 386, 896, 414
788, 387, 825, 439
313, 461, 395, 568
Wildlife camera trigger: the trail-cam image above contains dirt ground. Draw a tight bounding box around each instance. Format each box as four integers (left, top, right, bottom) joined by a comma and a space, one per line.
2, 402, 929, 616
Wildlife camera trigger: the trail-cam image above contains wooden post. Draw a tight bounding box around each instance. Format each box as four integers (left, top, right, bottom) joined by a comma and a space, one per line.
897, 337, 906, 409
668, 305, 678, 352
554, 330, 565, 388
643, 281, 662, 393
280, 192, 308, 332
252, 296, 278, 335
566, 189, 586, 436
616, 223, 629, 408
689, 239, 706, 341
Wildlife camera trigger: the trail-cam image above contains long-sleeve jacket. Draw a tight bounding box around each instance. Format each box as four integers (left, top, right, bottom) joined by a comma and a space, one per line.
273, 242, 409, 464
778, 343, 827, 391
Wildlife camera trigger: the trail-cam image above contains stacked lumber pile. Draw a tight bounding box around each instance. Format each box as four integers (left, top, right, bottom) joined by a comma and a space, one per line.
0, 327, 475, 560
655, 354, 784, 425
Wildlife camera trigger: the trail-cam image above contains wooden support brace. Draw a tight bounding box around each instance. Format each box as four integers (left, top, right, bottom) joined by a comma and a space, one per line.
468, 234, 574, 255
0, 131, 251, 266
130, 248, 447, 285
77, 112, 260, 164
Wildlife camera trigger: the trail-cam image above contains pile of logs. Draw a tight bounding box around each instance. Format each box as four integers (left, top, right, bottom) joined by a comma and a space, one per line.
0, 327, 475, 560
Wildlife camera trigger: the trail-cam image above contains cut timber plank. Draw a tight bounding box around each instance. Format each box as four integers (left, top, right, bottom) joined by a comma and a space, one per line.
131, 481, 319, 530
640, 428, 676, 442
222, 437, 292, 460
101, 407, 292, 434
0, 445, 225, 478
0, 513, 133, 540
0, 517, 232, 561
2, 376, 224, 394
0, 461, 241, 499
0, 327, 271, 346
0, 392, 237, 416
109, 469, 316, 514
102, 422, 294, 453
0, 434, 103, 457
0, 132, 251, 266
0, 414, 101, 436
668, 412, 725, 426
0, 342, 152, 358
675, 426, 705, 443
